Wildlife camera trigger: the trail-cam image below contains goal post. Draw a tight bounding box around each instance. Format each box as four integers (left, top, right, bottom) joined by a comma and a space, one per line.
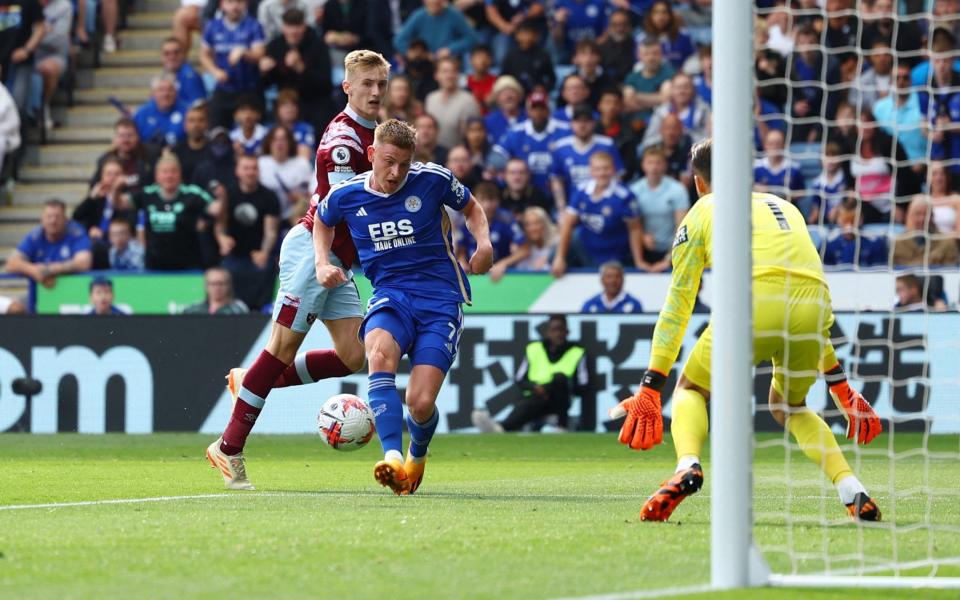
710, 0, 757, 590
709, 0, 960, 592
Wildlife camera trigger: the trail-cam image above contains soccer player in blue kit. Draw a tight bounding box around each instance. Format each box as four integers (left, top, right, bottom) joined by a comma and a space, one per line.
315, 120, 493, 495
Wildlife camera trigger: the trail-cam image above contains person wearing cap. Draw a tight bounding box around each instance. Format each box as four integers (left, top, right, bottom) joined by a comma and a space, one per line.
85, 277, 129, 315
484, 75, 527, 146
259, 7, 334, 131
550, 103, 624, 210
492, 89, 570, 204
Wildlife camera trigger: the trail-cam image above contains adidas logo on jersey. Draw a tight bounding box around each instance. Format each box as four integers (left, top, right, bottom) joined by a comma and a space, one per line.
356, 207, 368, 217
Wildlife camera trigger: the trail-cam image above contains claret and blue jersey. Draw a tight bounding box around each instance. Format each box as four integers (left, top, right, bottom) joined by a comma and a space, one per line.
319, 162, 473, 305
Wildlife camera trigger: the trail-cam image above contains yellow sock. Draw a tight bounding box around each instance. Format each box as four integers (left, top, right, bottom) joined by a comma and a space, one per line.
670, 388, 709, 461
786, 409, 853, 484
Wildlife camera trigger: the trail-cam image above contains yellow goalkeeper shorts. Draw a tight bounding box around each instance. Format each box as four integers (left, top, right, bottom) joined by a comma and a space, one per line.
681, 276, 834, 406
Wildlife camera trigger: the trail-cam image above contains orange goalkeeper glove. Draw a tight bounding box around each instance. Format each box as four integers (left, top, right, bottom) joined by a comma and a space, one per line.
611, 370, 667, 451
826, 365, 882, 445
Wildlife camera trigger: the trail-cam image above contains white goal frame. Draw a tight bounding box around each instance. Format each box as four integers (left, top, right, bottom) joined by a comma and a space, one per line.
710, 0, 960, 591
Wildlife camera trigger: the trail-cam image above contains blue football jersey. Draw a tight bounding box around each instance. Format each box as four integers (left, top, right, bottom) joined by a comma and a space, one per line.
551, 134, 624, 198
291, 121, 317, 150
201, 15, 265, 93
320, 163, 474, 304
133, 99, 188, 147
554, 0, 607, 48
581, 291, 643, 314
567, 181, 640, 264
458, 208, 523, 261
493, 119, 570, 197
753, 157, 806, 194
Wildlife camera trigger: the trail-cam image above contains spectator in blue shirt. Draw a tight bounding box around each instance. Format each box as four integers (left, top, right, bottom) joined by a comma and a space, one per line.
5, 199, 93, 288
550, 0, 606, 65
753, 128, 807, 209
581, 260, 643, 314
492, 90, 570, 203
161, 37, 206, 107
629, 145, 689, 272
550, 104, 623, 209
230, 101, 267, 156
199, 0, 266, 128
85, 276, 129, 315
273, 89, 316, 161
873, 63, 926, 165
133, 75, 188, 149
484, 75, 526, 146
821, 198, 889, 269
552, 151, 643, 276
809, 142, 849, 226
107, 217, 145, 271
639, 0, 695, 70
692, 44, 712, 105
393, 0, 479, 59
927, 32, 960, 179
456, 181, 524, 268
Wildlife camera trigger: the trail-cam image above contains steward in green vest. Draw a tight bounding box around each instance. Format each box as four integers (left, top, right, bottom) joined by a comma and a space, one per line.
474, 314, 595, 432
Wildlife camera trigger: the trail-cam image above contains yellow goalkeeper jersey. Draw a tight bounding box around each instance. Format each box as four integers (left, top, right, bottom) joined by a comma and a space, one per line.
648, 191, 827, 374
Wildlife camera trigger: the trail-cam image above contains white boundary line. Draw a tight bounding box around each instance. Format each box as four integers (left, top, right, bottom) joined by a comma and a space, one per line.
0, 492, 913, 512
552, 584, 713, 600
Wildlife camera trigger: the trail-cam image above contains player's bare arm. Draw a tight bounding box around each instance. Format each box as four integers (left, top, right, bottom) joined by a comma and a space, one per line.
313, 208, 347, 288
461, 194, 494, 275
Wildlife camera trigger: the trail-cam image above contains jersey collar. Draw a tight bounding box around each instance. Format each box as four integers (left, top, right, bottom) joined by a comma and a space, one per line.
584, 180, 616, 199
363, 170, 409, 198
602, 290, 628, 309
345, 104, 377, 130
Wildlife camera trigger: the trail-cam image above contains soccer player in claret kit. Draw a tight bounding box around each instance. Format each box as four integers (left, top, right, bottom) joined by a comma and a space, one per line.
316, 120, 493, 495
206, 50, 390, 490
612, 139, 884, 522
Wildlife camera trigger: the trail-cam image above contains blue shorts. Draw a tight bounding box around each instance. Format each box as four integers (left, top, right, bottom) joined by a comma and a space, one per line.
359, 288, 464, 372
272, 225, 363, 333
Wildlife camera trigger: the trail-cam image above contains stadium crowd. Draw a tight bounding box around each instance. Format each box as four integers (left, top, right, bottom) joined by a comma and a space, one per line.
4, 0, 960, 313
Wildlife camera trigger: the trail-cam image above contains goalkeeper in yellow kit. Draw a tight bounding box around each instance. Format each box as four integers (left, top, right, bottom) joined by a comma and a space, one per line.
613, 138, 883, 522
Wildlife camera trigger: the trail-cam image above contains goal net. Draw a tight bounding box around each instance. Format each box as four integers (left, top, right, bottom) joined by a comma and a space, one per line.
736, 0, 960, 589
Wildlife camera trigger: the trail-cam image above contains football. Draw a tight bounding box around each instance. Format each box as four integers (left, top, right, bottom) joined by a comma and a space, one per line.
317, 394, 376, 451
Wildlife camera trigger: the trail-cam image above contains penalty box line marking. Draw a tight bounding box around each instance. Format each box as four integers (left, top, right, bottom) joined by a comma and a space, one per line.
0, 491, 653, 511
0, 491, 846, 512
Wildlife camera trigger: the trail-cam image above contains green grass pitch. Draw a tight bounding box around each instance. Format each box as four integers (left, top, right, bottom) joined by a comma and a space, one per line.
1, 433, 958, 599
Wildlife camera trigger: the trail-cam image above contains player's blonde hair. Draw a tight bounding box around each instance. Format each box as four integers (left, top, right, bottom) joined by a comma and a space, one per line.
374, 119, 417, 151
344, 50, 390, 80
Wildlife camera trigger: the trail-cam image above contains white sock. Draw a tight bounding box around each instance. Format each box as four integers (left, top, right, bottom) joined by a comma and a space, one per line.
385, 449, 403, 463
836, 475, 867, 505
676, 455, 700, 473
